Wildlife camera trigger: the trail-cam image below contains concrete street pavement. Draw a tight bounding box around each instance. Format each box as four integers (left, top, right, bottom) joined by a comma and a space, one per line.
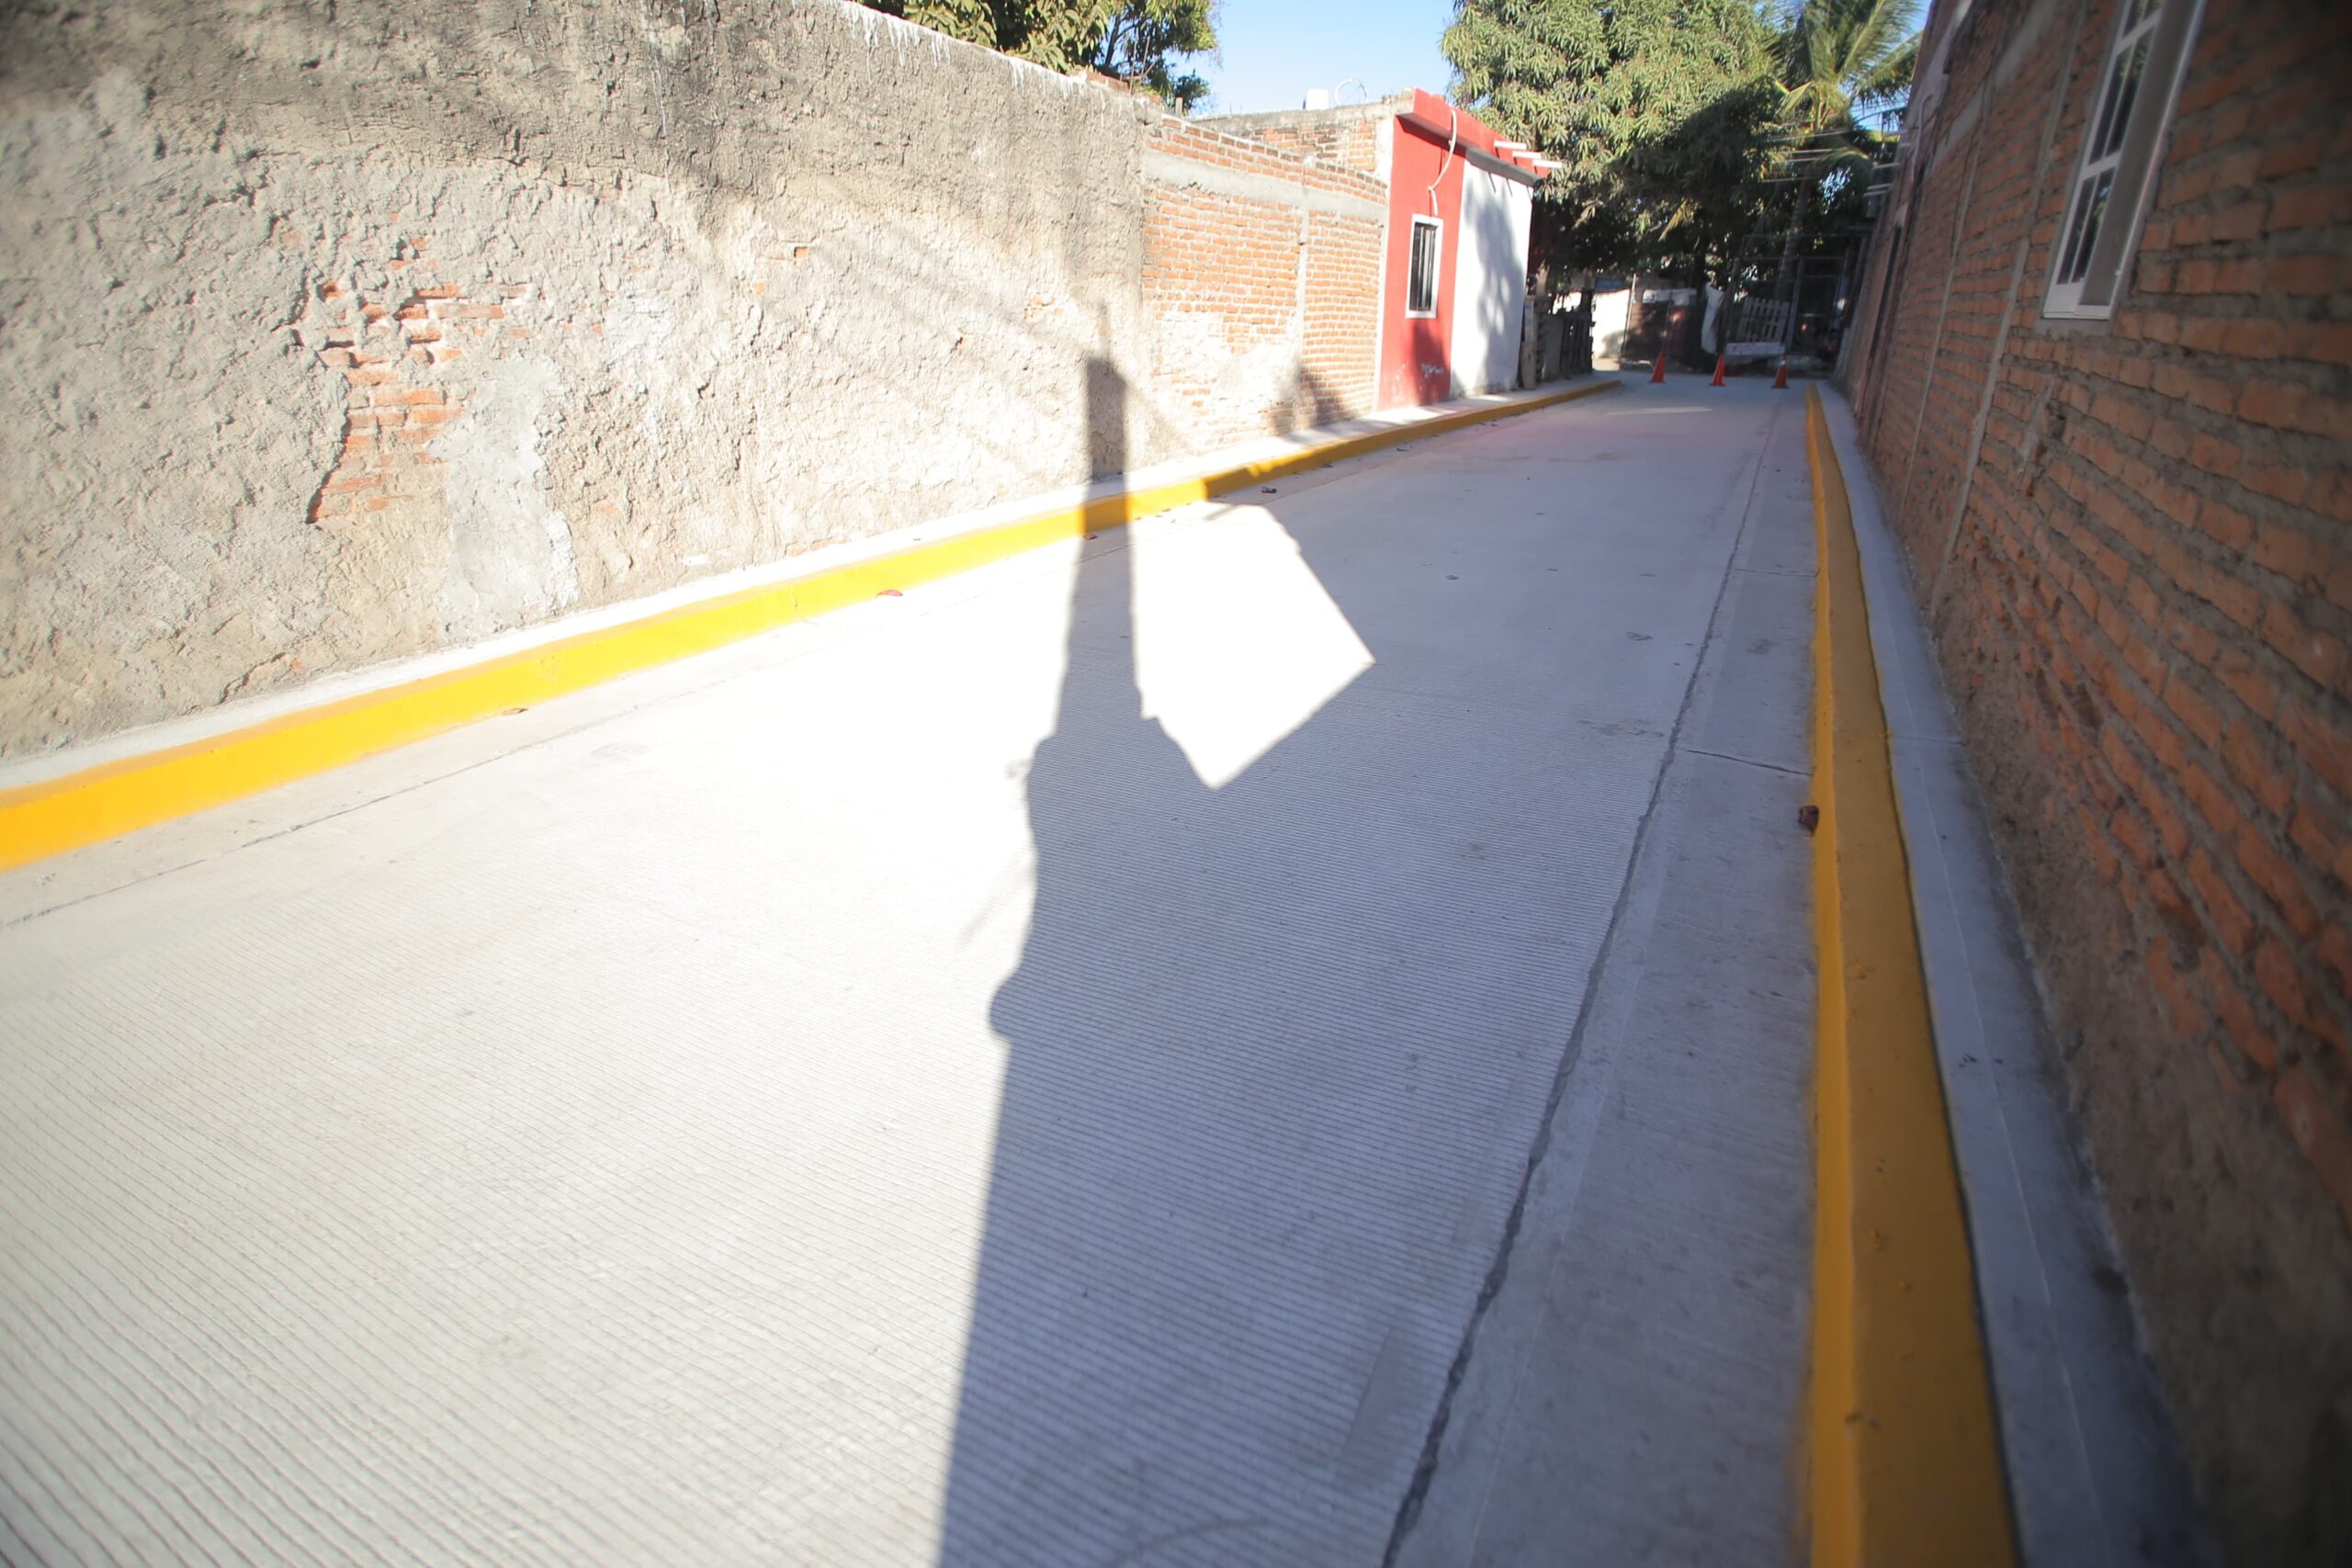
0, 381, 1821, 1564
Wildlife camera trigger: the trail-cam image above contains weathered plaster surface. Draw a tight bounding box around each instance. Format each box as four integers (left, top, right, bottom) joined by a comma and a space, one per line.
435, 353, 578, 643
1, 0, 1201, 756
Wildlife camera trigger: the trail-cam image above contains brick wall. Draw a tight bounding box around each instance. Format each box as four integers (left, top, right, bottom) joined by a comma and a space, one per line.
1194, 98, 1399, 177
1300, 208, 1385, 419
1140, 118, 1385, 447
1228, 114, 1385, 176
1841, 0, 2352, 1554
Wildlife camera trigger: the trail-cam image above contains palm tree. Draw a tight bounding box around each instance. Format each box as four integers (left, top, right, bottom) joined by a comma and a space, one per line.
1758, 0, 1920, 333
1778, 0, 1921, 144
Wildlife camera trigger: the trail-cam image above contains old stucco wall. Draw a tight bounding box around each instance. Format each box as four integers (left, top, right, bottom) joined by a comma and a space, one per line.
0, 0, 1204, 757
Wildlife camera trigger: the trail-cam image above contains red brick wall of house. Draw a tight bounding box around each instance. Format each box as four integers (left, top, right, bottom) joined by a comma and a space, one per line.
1300, 206, 1385, 419
1141, 118, 1385, 446
1840, 0, 2352, 1553
1234, 113, 1386, 177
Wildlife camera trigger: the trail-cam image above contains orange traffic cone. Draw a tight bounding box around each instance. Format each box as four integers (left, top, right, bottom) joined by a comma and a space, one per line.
1711, 351, 1726, 387
1772, 355, 1789, 389
1650, 355, 1667, 384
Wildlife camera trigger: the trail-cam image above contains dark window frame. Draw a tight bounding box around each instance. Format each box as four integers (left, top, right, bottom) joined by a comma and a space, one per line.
1406, 215, 1442, 319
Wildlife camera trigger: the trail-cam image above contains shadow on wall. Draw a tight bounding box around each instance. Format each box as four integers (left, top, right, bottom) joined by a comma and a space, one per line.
929, 354, 1604, 1561
0, 0, 1217, 759
1460, 177, 1525, 396
1272, 364, 1341, 438
0, 0, 1418, 760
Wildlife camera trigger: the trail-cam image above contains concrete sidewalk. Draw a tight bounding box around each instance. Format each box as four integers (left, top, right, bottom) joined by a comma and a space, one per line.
1, 381, 1820, 1565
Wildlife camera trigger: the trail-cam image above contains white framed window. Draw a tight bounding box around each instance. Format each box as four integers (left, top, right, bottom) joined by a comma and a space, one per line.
2044, 0, 2202, 319
1406, 215, 1442, 318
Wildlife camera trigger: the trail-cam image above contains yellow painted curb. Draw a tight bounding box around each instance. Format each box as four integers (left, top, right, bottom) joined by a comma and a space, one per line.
0, 378, 1620, 872
1803, 386, 2016, 1567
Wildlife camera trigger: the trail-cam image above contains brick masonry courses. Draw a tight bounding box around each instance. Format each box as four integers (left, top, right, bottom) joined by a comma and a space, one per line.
0, 1, 1396, 760
1838, 0, 2352, 1555
1141, 118, 1386, 446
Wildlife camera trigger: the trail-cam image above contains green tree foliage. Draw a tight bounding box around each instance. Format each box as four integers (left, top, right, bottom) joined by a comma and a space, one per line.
1090, 0, 1219, 111
1750, 0, 1918, 307
1763, 0, 1917, 235
868, 0, 1001, 51
1443, 0, 1919, 285
859, 0, 1218, 109
1443, 0, 1781, 276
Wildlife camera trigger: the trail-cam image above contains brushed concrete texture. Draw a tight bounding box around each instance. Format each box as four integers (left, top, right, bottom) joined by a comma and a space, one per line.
0, 0, 1349, 761
0, 386, 1810, 1564
1391, 390, 1817, 1567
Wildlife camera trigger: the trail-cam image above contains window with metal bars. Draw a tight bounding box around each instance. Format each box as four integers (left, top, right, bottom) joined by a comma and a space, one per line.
2043, 0, 2202, 319
1406, 216, 1442, 318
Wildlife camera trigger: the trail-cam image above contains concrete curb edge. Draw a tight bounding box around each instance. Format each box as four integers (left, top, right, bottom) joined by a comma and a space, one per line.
0, 378, 1621, 871
1803, 385, 2018, 1565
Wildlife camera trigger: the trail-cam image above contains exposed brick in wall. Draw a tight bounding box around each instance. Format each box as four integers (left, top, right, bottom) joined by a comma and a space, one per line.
1140, 118, 1385, 448
1841, 0, 2352, 1554
306, 269, 514, 528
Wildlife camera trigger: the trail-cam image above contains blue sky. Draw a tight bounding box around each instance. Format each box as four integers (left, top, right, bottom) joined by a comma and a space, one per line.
1195, 1, 1458, 116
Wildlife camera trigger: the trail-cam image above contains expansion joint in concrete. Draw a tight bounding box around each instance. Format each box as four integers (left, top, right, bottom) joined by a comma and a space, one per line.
1380, 398, 1788, 1566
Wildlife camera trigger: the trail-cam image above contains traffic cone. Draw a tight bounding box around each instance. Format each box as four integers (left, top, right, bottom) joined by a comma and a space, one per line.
1650, 355, 1667, 384
1772, 355, 1789, 389
1711, 351, 1726, 387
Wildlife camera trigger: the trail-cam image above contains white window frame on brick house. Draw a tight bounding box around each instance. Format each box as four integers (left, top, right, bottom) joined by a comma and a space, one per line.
1406, 215, 1442, 318
2043, 0, 2204, 320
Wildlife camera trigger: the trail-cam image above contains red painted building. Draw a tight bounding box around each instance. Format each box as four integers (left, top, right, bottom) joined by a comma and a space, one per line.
1202, 90, 1554, 411
1376, 91, 1550, 408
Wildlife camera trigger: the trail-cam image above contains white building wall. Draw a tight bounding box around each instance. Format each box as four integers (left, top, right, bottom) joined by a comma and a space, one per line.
1590, 288, 1631, 367
1448, 164, 1533, 397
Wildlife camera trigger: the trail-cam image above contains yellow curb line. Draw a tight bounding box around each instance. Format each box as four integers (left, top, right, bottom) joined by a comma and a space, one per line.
1804, 386, 2016, 1567
0, 378, 1621, 872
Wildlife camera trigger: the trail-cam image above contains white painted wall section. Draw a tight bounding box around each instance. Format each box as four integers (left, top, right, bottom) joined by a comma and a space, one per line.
1591, 288, 1631, 367
1448, 166, 1533, 397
